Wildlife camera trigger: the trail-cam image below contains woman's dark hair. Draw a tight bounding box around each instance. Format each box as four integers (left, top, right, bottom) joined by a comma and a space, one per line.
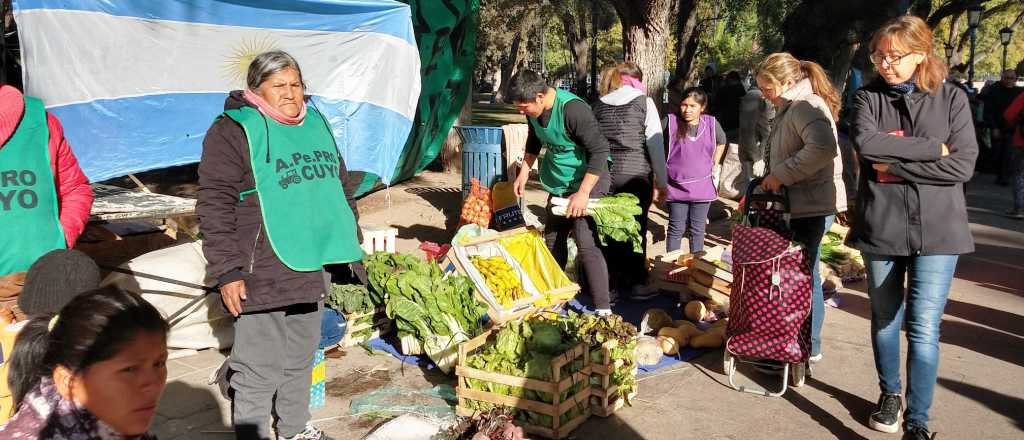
8, 286, 169, 406
679, 87, 709, 108
506, 70, 549, 103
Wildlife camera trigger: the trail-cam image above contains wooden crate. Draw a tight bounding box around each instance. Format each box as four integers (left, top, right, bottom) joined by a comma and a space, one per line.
455, 329, 592, 439
588, 340, 638, 418
447, 227, 579, 326
648, 250, 698, 293
339, 307, 391, 348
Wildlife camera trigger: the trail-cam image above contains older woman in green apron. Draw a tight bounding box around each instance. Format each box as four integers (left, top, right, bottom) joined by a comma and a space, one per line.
198, 51, 362, 440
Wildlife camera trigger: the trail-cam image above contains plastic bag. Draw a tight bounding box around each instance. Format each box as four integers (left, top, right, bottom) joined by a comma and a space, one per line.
460, 178, 492, 228
499, 230, 574, 302
350, 385, 457, 424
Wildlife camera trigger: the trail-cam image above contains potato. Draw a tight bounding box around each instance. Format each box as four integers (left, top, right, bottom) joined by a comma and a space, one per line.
657, 335, 679, 355
641, 308, 674, 334
684, 300, 708, 321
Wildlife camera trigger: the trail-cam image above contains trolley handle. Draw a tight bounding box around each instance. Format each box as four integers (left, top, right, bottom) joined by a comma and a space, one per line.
743, 177, 790, 217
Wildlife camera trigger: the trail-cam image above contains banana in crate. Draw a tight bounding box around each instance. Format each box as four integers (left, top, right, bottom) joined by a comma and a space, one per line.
470, 255, 528, 307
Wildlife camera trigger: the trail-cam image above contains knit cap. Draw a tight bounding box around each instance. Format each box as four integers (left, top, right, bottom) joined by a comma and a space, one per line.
19, 249, 101, 317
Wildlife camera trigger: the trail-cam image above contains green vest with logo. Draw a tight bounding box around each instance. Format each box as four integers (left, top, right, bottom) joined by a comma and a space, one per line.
528, 89, 589, 195
0, 96, 66, 275
222, 106, 363, 271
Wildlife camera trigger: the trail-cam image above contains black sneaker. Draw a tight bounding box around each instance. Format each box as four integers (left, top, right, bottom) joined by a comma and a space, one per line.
869, 393, 903, 433
902, 424, 934, 440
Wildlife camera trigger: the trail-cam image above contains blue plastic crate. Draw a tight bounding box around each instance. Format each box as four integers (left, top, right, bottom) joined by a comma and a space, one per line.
457, 126, 506, 198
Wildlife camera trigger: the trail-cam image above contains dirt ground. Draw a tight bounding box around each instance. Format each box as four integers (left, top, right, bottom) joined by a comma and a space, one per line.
147, 169, 1023, 439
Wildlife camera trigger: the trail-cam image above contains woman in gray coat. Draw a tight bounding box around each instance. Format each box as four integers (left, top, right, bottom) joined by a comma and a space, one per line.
754, 52, 847, 367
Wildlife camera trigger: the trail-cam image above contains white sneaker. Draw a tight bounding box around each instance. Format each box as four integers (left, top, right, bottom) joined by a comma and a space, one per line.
279, 425, 326, 440
809, 353, 823, 363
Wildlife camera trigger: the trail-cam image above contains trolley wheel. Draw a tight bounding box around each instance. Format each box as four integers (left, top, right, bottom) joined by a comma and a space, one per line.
790, 362, 807, 387
723, 351, 736, 375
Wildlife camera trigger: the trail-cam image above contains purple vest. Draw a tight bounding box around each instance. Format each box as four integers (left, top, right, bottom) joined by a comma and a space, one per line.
666, 114, 718, 202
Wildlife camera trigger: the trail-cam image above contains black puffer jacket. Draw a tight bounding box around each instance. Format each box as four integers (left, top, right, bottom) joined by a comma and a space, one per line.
197, 91, 361, 313
847, 80, 978, 256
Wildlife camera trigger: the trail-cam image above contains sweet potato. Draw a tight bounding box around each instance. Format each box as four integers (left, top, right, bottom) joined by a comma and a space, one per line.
690, 326, 726, 348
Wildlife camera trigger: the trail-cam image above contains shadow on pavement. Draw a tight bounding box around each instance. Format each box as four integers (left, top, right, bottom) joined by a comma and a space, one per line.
154, 381, 231, 438
403, 186, 462, 230
943, 297, 1024, 338
806, 377, 876, 431
837, 293, 1024, 367
783, 383, 871, 440
571, 412, 649, 440
936, 377, 1024, 431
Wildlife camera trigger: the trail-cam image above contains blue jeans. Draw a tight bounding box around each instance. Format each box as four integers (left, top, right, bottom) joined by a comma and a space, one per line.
790, 215, 834, 357
865, 254, 958, 430
667, 201, 712, 253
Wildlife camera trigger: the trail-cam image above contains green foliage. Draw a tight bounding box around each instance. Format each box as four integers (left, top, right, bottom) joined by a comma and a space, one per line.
588, 193, 644, 253
364, 252, 486, 345
326, 284, 379, 315
567, 311, 639, 402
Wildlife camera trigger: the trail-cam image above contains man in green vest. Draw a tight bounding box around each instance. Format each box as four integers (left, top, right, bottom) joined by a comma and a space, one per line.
509, 70, 615, 314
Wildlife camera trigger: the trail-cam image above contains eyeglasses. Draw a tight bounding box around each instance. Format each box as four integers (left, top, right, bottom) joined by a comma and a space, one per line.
869, 52, 914, 66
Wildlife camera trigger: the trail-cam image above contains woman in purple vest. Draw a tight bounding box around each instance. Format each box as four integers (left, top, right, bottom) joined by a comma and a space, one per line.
664, 87, 727, 253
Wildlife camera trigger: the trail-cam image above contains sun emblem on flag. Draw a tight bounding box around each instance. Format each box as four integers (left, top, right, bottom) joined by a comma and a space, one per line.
222, 34, 279, 86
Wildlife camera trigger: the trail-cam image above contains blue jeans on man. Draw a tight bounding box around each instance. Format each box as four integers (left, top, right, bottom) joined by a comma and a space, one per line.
865, 253, 958, 430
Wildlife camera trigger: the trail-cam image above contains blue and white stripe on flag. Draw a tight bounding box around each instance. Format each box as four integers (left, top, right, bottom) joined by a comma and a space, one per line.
12, 0, 420, 184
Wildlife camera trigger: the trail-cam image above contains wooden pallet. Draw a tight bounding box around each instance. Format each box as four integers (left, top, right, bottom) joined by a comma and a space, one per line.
339, 307, 391, 348
588, 340, 638, 418
456, 329, 592, 439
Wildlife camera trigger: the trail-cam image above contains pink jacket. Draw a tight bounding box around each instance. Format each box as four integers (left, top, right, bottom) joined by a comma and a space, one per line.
0, 85, 93, 247
1005, 90, 1024, 149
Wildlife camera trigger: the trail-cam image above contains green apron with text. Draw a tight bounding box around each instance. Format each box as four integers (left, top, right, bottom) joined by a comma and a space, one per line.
222, 106, 363, 271
0, 96, 65, 275
528, 89, 589, 195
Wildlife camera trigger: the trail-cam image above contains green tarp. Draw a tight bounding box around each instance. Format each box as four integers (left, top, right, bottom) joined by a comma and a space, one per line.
355, 0, 478, 196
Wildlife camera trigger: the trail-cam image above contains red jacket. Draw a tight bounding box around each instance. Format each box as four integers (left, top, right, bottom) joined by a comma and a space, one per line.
1005, 90, 1024, 149
0, 86, 93, 247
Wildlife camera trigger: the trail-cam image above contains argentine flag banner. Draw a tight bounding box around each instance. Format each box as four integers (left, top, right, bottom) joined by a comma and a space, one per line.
12, 0, 420, 184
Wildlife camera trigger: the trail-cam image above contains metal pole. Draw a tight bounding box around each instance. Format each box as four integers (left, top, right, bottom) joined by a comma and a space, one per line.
968, 27, 977, 88
1003, 44, 1009, 74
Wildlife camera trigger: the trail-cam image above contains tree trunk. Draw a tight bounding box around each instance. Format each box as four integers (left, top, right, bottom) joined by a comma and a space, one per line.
496, 10, 537, 102
782, 0, 904, 89
609, 0, 674, 111
555, 0, 590, 95
673, 0, 701, 83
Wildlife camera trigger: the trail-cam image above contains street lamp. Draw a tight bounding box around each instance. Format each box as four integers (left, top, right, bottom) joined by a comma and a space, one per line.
944, 44, 954, 65
1000, 27, 1014, 73
967, 4, 983, 87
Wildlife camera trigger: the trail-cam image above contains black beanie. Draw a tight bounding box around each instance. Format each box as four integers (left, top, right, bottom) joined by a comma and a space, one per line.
19, 249, 101, 317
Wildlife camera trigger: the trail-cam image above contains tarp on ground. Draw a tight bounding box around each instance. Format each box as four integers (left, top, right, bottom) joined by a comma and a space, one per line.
353, 0, 479, 196
13, 0, 420, 185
